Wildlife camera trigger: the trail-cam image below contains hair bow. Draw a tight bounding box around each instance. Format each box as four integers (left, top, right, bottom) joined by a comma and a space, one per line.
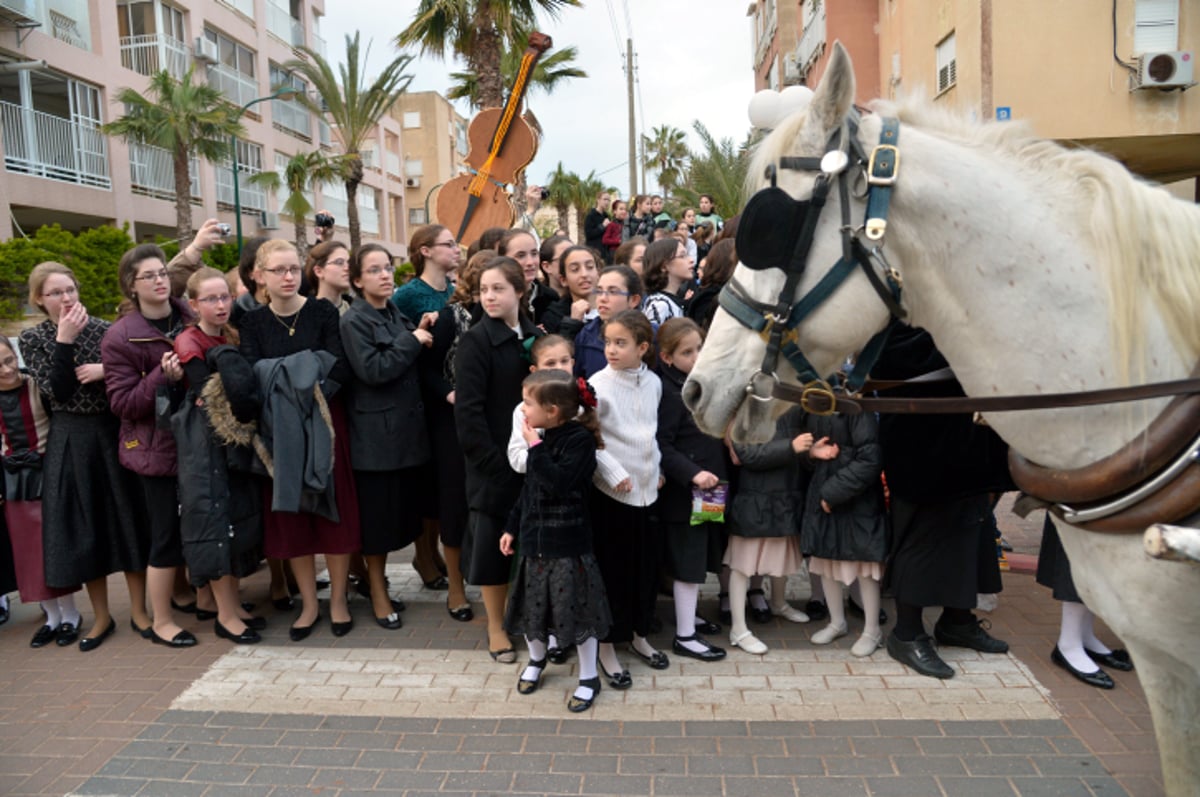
576, 377, 598, 409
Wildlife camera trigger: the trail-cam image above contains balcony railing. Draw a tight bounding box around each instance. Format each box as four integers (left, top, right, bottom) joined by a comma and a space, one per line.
795, 3, 827, 77
272, 98, 310, 138
129, 142, 200, 201
319, 191, 347, 222
216, 163, 266, 211
217, 0, 254, 18
312, 33, 326, 58
385, 151, 401, 177
358, 204, 379, 235
207, 63, 258, 107
317, 118, 332, 147
266, 1, 304, 47
120, 33, 190, 79
0, 101, 110, 188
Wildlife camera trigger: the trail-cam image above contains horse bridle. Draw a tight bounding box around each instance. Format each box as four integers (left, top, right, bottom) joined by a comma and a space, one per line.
718, 112, 908, 415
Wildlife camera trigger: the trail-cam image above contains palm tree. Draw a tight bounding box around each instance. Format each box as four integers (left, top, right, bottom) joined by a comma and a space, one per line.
642, 124, 689, 198
398, 1, 581, 111
674, 122, 751, 222
544, 161, 577, 235
247, 150, 354, 260
282, 33, 414, 251
570, 172, 604, 244
103, 67, 243, 242
447, 40, 587, 110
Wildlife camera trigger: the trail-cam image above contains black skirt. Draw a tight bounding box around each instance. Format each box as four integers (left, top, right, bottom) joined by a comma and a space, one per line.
462, 510, 515, 586
427, 403, 468, 547
504, 554, 612, 644
665, 520, 727, 584
141, 475, 184, 569
43, 413, 148, 587
1035, 514, 1081, 603
590, 491, 658, 643
354, 467, 423, 556
884, 493, 1002, 609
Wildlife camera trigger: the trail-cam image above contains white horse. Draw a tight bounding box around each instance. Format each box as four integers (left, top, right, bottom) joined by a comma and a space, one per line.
685, 42, 1200, 795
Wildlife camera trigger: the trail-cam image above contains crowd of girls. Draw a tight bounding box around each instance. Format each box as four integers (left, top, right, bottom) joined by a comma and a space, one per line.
0, 212, 1015, 712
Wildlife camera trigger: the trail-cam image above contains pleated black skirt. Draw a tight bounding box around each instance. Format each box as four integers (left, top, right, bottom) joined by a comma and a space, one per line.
1035, 513, 1081, 603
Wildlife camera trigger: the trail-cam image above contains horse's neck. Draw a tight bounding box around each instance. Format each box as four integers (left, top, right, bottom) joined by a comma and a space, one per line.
881, 124, 1189, 469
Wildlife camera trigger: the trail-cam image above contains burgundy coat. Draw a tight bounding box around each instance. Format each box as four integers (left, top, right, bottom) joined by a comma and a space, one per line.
101, 297, 194, 477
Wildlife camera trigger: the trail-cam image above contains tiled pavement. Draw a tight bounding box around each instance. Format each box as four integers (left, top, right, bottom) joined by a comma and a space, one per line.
0, 507, 1164, 796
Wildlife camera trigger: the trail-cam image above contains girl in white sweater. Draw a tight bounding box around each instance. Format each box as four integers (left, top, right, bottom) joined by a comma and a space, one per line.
589, 309, 665, 688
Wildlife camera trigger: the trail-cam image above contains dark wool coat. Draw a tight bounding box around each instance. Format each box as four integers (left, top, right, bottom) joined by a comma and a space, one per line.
656, 363, 729, 525
728, 407, 809, 538
454, 314, 541, 517
340, 300, 430, 472
505, 421, 597, 558
799, 411, 889, 563
101, 297, 194, 477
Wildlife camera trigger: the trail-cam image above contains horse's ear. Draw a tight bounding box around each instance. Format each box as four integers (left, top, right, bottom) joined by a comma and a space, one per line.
808, 41, 856, 133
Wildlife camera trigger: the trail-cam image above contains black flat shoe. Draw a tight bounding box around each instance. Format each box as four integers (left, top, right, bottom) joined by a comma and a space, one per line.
171, 599, 197, 614
934, 616, 1009, 654
517, 657, 547, 695
56, 621, 80, 647
315, 579, 330, 591
718, 592, 732, 625
241, 602, 256, 613
630, 646, 669, 670
374, 612, 402, 630
567, 677, 601, 712
489, 647, 517, 664
694, 616, 722, 635
244, 616, 267, 631
672, 634, 727, 662
195, 608, 218, 621
272, 596, 295, 611
289, 614, 321, 642
747, 589, 772, 624
599, 661, 632, 690
391, 598, 406, 613
150, 628, 198, 648
886, 632, 954, 679
1052, 646, 1114, 689
1086, 648, 1133, 672
215, 619, 261, 645
447, 602, 474, 622
79, 618, 116, 652
422, 576, 449, 590
804, 599, 829, 623
30, 623, 59, 648
547, 644, 574, 665
130, 619, 153, 639
331, 618, 354, 637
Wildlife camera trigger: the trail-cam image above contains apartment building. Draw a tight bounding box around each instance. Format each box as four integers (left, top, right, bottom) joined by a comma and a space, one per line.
0, 0, 409, 252
387, 90, 468, 234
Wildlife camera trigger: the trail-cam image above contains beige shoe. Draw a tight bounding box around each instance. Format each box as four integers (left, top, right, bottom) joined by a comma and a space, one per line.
851, 630, 884, 657
772, 604, 810, 624
729, 629, 768, 655
811, 622, 848, 645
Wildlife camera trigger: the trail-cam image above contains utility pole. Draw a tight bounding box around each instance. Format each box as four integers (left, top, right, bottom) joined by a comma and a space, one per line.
626, 38, 637, 200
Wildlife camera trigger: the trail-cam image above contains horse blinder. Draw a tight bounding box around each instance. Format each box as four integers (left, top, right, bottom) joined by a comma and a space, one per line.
735, 187, 812, 273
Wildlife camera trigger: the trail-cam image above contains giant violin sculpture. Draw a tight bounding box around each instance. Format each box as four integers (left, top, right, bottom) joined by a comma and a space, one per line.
436, 32, 552, 244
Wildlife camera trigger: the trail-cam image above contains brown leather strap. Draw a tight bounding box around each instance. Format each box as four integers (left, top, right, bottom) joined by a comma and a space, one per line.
1054, 466, 1200, 534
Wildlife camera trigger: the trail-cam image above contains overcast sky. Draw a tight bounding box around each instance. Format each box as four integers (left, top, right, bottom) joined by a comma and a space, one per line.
322, 1, 757, 196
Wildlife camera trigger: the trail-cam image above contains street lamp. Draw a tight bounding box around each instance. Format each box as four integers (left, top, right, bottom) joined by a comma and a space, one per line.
231, 87, 297, 254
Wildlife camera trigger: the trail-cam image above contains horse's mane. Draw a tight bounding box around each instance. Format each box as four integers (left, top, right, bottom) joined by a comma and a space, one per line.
751, 96, 1200, 380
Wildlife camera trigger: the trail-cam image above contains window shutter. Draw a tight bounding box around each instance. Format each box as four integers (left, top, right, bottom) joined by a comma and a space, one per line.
936, 33, 957, 93
1134, 0, 1179, 53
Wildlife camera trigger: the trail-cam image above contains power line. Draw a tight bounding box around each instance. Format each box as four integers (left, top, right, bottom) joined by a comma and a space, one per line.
603, 0, 625, 64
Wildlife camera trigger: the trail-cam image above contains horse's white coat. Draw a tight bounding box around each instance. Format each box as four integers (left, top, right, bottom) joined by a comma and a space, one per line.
686, 42, 1200, 795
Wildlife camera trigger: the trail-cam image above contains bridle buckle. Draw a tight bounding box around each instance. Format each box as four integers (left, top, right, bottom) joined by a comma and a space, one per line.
745, 370, 779, 403
799, 380, 839, 416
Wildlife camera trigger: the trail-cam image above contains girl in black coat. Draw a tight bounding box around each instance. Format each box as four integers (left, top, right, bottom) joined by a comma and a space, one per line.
656, 319, 728, 662
454, 257, 541, 663
500, 370, 612, 712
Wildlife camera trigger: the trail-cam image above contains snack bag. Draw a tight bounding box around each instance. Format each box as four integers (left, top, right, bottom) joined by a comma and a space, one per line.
690, 481, 729, 525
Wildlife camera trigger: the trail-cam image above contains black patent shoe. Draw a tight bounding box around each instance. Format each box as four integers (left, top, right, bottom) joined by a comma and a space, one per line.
1052, 647, 1114, 689
517, 657, 547, 695
886, 632, 954, 679
56, 621, 80, 647
447, 601, 473, 622
747, 589, 772, 624
215, 619, 261, 645
672, 634, 727, 662
547, 644, 574, 665
150, 628, 198, 648
717, 592, 732, 625
289, 613, 321, 642
422, 576, 449, 590
804, 600, 829, 623
331, 617, 354, 637
130, 619, 153, 639
1086, 647, 1133, 672
694, 616, 722, 635
272, 595, 295, 611
375, 612, 403, 630
244, 616, 267, 631
599, 661, 632, 690
933, 616, 1009, 654
79, 618, 116, 652
30, 623, 59, 648
567, 677, 601, 712
630, 646, 669, 670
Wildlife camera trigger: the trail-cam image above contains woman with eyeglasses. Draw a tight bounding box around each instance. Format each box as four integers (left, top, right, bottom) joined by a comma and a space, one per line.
575, 265, 644, 379
641, 238, 693, 326
340, 244, 434, 630
306, 240, 354, 315
239, 239, 360, 641
101, 244, 197, 648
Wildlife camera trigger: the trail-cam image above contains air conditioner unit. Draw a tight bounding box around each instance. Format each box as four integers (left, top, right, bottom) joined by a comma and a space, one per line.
194, 37, 219, 64
1133, 51, 1194, 90
405, 177, 421, 188
259, 211, 280, 230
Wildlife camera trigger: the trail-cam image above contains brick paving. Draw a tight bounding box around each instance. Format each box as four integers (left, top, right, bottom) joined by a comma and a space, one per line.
0, 509, 1165, 796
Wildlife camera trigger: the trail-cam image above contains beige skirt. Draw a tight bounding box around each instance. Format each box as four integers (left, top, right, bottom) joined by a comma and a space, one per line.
723, 535, 804, 577
808, 557, 884, 587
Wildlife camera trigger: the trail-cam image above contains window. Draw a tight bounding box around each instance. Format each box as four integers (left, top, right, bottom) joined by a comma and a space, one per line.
403, 111, 421, 128
1134, 0, 1179, 52
454, 120, 468, 155
404, 158, 423, 177
161, 4, 185, 40
409, 208, 428, 225
936, 33, 956, 94
206, 29, 255, 79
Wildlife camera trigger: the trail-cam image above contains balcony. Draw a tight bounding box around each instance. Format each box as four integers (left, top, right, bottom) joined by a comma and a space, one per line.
795, 2, 826, 78
312, 33, 326, 58
216, 163, 266, 211
120, 33, 190, 79
385, 150, 401, 178
217, 0, 253, 18
207, 63, 258, 107
129, 142, 200, 201
272, 96, 309, 139
266, 1, 304, 48
0, 101, 109, 188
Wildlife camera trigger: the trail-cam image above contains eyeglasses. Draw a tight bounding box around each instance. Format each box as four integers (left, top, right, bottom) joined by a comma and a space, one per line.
594, 288, 631, 298
43, 286, 78, 300
363, 264, 396, 276
195, 294, 233, 305
431, 241, 458, 250
324, 258, 349, 267
262, 266, 303, 277
134, 269, 170, 283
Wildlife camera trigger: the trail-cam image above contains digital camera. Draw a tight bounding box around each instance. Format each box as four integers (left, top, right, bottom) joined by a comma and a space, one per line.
216, 223, 232, 237
315, 212, 335, 228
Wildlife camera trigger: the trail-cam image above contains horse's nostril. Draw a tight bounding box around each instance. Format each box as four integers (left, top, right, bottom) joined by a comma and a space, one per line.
682, 377, 703, 411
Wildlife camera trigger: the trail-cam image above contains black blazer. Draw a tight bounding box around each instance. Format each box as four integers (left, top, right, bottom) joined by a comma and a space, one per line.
453, 314, 541, 516
656, 363, 729, 524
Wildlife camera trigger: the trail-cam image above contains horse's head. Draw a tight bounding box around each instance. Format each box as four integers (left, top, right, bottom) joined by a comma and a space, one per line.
684, 43, 899, 443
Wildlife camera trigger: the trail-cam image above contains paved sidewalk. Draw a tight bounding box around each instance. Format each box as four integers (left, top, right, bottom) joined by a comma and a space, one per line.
0, 520, 1164, 797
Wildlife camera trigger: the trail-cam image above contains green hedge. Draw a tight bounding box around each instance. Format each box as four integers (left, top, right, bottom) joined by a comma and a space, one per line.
0, 224, 237, 320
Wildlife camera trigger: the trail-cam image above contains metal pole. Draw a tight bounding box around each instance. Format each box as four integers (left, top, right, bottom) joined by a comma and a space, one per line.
626, 38, 636, 201
232, 132, 243, 254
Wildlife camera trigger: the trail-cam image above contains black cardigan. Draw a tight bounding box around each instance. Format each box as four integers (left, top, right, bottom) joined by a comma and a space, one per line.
657, 363, 729, 524
505, 421, 597, 558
